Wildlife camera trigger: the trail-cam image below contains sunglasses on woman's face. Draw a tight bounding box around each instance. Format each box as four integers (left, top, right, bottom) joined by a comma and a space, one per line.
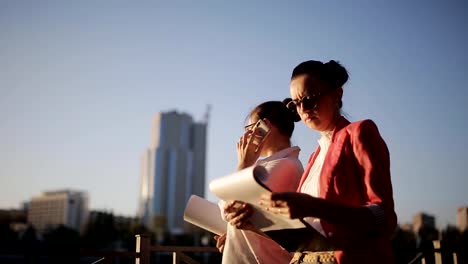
286, 89, 333, 111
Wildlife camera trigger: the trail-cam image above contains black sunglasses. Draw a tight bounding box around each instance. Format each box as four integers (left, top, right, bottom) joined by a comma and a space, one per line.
286, 89, 334, 111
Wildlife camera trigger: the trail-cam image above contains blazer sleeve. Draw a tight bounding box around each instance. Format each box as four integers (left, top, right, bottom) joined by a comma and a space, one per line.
350, 120, 397, 237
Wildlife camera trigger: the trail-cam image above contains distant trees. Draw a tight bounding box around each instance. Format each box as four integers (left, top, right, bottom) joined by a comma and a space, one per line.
81, 211, 118, 249
0, 223, 18, 251
0, 212, 223, 263
392, 226, 418, 264
81, 211, 150, 250
43, 225, 80, 264
5, 215, 467, 264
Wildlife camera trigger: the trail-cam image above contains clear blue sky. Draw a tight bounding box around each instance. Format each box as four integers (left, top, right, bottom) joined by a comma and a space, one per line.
1, 0, 467, 228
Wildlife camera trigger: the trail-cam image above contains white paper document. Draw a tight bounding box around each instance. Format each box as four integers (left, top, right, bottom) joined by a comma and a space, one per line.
183, 195, 227, 236
209, 165, 305, 232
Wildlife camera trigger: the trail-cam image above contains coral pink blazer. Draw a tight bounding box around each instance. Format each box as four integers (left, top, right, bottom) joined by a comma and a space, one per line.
297, 117, 397, 264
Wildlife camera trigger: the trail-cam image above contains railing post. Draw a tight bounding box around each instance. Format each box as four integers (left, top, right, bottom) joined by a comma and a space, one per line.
433, 240, 442, 264
135, 234, 150, 264
172, 251, 200, 264
172, 252, 180, 264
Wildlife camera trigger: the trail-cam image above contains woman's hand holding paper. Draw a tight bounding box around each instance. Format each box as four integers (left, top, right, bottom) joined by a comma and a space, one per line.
259, 192, 316, 219
224, 200, 254, 229
214, 233, 226, 253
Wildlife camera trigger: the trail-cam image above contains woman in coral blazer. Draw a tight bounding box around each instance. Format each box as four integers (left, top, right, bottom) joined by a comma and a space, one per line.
260, 60, 397, 264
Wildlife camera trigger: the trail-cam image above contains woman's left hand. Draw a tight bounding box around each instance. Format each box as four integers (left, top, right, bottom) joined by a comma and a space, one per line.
224, 200, 254, 229
214, 233, 226, 253
259, 192, 316, 219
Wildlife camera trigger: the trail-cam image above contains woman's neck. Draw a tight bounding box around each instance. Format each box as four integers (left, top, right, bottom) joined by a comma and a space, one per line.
323, 113, 342, 133
263, 140, 291, 157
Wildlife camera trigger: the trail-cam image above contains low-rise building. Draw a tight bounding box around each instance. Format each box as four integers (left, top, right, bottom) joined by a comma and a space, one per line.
27, 189, 89, 233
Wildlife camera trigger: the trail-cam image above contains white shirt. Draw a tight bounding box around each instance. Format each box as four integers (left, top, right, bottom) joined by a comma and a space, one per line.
220, 146, 304, 264
300, 131, 333, 237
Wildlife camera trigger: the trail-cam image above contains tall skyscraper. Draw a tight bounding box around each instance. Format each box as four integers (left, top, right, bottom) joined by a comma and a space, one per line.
27, 189, 89, 233
138, 111, 207, 234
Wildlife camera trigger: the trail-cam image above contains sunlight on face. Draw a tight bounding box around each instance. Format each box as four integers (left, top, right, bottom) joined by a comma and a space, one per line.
289, 75, 339, 132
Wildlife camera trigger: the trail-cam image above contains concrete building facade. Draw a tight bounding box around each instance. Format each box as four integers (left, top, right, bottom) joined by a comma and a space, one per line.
27, 190, 89, 233
457, 207, 468, 232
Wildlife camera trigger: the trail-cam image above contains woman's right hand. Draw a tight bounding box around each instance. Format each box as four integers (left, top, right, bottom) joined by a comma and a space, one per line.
224, 200, 254, 229
236, 128, 266, 170
259, 192, 316, 219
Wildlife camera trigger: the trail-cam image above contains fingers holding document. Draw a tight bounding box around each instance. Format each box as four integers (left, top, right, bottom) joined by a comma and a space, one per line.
224, 200, 254, 229
259, 192, 316, 219
213, 233, 226, 253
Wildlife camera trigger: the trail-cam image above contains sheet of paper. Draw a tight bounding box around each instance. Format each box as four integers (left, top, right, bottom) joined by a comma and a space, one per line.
183, 195, 226, 236
209, 165, 305, 232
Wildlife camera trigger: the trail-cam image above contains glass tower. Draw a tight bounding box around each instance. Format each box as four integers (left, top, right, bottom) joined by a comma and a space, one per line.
138, 111, 207, 233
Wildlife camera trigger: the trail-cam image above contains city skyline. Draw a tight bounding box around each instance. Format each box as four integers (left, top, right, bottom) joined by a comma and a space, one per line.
1, 1, 467, 229
6, 186, 466, 232
3, 106, 466, 229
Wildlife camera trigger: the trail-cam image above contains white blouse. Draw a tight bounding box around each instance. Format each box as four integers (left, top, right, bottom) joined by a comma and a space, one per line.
219, 146, 304, 264
300, 131, 333, 237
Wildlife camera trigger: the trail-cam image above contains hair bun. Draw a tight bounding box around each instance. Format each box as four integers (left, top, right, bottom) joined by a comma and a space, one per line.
324, 60, 349, 88
282, 98, 301, 122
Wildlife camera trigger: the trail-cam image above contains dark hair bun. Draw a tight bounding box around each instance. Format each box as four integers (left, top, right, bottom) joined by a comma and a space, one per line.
282, 98, 301, 122
291, 59, 349, 90
323, 60, 349, 88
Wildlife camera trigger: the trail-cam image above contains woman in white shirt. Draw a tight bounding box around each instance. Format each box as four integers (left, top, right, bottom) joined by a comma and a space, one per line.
214, 100, 304, 264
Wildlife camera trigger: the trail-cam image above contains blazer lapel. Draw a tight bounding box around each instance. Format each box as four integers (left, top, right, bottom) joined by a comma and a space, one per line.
319, 117, 350, 198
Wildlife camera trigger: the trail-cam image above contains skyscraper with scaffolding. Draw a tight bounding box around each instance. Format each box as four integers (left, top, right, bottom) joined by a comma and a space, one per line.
138, 110, 208, 234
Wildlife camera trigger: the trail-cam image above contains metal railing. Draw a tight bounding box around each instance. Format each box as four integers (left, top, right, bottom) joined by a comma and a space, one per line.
0, 234, 218, 264
0, 235, 460, 264
406, 240, 459, 264
135, 234, 219, 264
